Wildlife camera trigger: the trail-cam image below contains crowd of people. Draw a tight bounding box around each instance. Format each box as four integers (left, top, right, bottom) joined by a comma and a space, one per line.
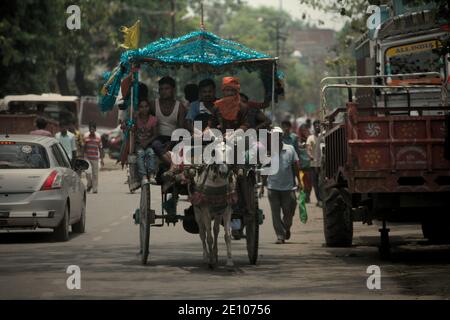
27, 75, 323, 244
30, 116, 104, 194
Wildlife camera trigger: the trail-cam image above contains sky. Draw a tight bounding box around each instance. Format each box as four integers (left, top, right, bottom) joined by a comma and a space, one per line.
247, 0, 348, 30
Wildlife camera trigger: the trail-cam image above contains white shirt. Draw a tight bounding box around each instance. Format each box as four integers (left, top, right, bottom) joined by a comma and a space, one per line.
155, 99, 180, 137
306, 134, 322, 167
267, 144, 299, 191
55, 131, 77, 160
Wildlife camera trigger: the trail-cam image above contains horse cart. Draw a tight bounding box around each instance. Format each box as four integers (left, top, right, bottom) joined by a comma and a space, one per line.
99, 30, 279, 266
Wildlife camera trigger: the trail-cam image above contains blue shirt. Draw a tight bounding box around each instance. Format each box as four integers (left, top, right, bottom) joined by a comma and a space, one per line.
267, 144, 299, 191
185, 101, 200, 121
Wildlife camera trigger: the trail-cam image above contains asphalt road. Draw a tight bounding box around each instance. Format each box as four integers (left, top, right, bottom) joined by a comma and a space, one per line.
1, 160, 449, 299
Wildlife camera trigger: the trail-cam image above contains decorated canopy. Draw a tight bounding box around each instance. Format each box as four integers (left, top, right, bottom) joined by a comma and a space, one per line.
99, 30, 279, 112
122, 30, 275, 69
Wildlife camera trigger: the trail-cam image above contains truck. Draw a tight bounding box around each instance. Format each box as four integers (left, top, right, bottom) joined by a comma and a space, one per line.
0, 94, 79, 135
0, 94, 119, 135
319, 0, 450, 258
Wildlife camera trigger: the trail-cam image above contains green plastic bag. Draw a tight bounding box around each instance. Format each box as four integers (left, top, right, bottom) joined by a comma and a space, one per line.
298, 190, 308, 224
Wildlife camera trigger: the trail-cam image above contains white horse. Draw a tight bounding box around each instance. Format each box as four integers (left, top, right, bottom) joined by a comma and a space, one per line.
185, 143, 237, 269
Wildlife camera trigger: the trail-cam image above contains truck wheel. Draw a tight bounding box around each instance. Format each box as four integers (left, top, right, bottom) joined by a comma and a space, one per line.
421, 215, 450, 244
323, 187, 353, 247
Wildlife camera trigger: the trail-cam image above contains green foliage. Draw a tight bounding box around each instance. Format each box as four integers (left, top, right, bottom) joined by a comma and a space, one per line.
0, 0, 335, 118
0, 0, 195, 96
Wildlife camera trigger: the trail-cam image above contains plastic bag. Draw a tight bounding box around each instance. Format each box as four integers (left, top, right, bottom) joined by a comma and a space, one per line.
298, 190, 308, 224
298, 170, 307, 224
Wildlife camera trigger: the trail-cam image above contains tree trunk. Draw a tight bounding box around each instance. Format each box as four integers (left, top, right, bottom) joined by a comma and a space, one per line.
56, 68, 70, 95
75, 57, 90, 96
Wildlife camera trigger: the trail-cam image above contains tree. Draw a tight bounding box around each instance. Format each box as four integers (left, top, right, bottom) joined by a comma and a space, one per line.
0, 0, 195, 97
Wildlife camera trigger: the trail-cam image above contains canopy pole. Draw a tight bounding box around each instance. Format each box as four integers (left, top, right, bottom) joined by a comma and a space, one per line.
200, 2, 205, 30
271, 61, 276, 125
129, 66, 135, 154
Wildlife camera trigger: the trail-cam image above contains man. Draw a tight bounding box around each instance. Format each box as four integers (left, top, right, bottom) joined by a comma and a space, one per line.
266, 127, 301, 244
30, 117, 53, 137
149, 76, 186, 166
209, 77, 249, 134
298, 122, 312, 203
185, 78, 217, 134
307, 120, 323, 207
71, 121, 84, 158
55, 123, 77, 163
281, 120, 301, 157
241, 93, 271, 131
83, 122, 104, 193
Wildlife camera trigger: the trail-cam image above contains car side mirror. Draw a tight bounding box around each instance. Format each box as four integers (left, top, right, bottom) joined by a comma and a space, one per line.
73, 159, 89, 171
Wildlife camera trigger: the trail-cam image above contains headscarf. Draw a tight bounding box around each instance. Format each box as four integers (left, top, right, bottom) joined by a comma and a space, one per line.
214, 77, 241, 121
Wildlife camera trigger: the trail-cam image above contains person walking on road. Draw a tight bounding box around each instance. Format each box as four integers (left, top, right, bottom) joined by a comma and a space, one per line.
298, 123, 313, 203
307, 120, 323, 207
266, 127, 301, 244
55, 123, 77, 164
83, 122, 104, 194
281, 119, 301, 157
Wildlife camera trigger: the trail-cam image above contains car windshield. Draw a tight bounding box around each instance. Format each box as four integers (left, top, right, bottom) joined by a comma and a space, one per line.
0, 143, 50, 169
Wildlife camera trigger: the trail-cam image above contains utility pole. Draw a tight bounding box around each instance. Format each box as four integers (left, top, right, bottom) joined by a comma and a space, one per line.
275, 21, 280, 57
276, 0, 283, 57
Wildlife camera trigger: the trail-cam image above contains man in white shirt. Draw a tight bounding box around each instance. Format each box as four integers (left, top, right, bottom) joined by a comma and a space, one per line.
266, 127, 301, 244
306, 120, 323, 207
55, 124, 77, 164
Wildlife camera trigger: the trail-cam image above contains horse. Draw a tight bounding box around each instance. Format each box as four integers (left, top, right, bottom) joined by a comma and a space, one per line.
184, 142, 238, 269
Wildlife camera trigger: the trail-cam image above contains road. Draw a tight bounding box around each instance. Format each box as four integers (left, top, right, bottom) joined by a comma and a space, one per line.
1, 159, 449, 300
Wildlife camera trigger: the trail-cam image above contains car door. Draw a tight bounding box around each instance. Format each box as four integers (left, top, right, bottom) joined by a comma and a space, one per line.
51, 144, 79, 222
57, 143, 82, 221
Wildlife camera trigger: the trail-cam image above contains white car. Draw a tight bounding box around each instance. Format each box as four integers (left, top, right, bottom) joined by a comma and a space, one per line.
0, 135, 89, 241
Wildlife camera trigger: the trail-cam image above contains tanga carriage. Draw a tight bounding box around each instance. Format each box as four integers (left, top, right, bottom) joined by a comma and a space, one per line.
99, 24, 283, 267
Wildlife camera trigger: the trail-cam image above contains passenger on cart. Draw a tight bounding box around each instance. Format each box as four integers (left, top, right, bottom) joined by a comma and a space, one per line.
148, 76, 187, 169
208, 77, 249, 135
185, 78, 217, 135
134, 99, 158, 186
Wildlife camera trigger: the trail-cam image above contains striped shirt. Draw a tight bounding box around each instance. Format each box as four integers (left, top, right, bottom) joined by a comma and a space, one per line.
83, 132, 102, 160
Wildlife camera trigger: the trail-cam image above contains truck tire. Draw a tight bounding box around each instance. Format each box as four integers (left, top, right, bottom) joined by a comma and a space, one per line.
323, 187, 353, 247
421, 214, 450, 244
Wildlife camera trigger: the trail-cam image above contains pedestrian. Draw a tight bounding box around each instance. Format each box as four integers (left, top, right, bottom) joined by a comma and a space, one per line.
307, 120, 323, 207
281, 119, 301, 157
55, 122, 77, 163
83, 122, 104, 193
71, 121, 84, 158
30, 117, 53, 137
266, 127, 301, 244
298, 123, 313, 203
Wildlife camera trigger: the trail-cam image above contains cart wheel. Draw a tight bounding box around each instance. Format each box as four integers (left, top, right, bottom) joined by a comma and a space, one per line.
244, 172, 259, 265
139, 183, 151, 265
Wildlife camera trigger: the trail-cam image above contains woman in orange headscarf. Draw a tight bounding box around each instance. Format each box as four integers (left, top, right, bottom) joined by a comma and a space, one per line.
209, 77, 249, 134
